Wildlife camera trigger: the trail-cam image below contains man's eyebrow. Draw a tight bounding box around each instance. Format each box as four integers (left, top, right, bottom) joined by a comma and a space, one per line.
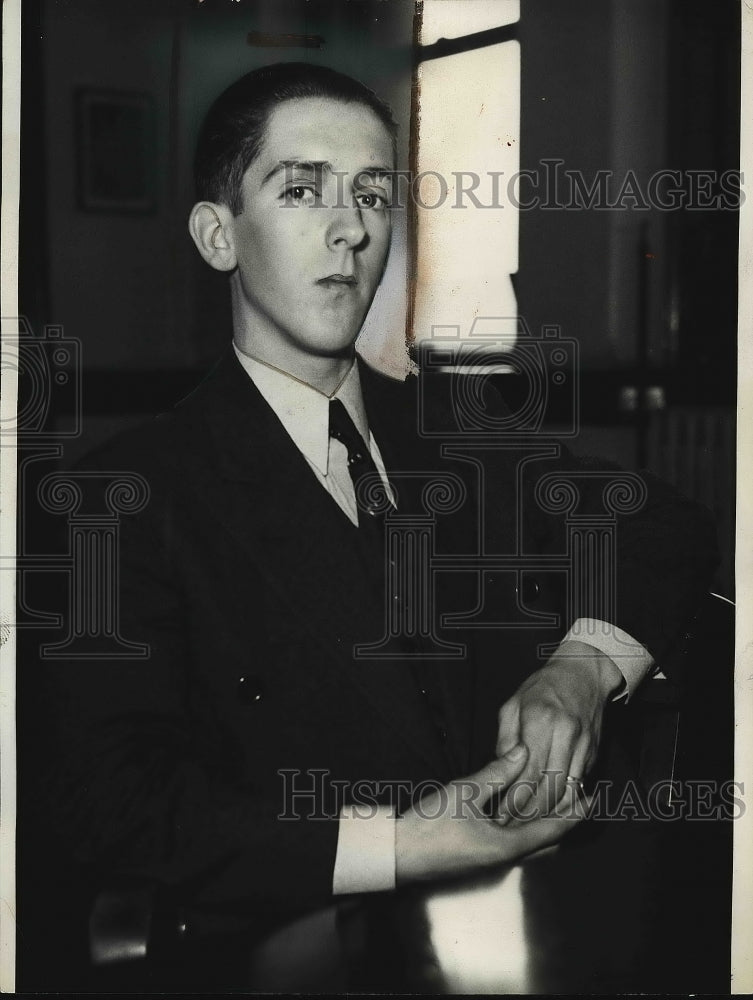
260, 160, 395, 185
355, 167, 394, 183
261, 159, 332, 185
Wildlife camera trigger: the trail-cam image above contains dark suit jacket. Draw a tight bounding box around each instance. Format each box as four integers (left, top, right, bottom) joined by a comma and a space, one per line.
45, 349, 718, 935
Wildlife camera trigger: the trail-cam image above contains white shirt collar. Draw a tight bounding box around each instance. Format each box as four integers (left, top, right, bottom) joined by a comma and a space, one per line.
232, 343, 370, 476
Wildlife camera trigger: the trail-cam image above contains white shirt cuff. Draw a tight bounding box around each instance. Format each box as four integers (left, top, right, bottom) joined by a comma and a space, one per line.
332, 804, 396, 895
559, 618, 655, 702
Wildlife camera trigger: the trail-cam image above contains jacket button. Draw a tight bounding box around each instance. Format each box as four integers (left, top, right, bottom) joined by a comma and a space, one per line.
238, 675, 265, 705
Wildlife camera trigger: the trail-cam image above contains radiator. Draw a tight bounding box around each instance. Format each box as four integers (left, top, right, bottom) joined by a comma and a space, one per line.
647, 406, 735, 597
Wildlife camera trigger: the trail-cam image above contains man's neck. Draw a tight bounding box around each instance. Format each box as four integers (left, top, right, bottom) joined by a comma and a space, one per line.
233, 337, 356, 396
234, 340, 356, 400
233, 323, 355, 396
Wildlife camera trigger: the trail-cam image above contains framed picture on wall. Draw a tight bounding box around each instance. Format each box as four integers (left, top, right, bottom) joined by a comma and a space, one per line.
75, 88, 156, 213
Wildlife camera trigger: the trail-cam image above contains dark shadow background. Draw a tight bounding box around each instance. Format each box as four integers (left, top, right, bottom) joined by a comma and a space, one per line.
15, 0, 739, 990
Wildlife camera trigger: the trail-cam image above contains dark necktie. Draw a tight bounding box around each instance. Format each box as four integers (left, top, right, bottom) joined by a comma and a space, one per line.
328, 398, 392, 527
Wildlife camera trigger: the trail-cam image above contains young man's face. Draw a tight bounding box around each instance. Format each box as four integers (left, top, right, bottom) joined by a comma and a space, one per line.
229, 96, 394, 365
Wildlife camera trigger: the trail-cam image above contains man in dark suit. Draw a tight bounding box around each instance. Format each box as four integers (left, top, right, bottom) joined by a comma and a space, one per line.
49, 63, 717, 946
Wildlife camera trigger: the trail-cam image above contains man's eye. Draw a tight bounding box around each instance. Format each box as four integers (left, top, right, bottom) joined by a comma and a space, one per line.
354, 191, 387, 210
282, 185, 318, 206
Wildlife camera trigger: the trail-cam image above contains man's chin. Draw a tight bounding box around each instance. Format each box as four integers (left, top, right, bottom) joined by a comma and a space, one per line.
306, 338, 359, 361
302, 321, 365, 358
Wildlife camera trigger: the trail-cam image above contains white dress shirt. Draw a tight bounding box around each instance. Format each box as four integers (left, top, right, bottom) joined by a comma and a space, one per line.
233, 344, 654, 895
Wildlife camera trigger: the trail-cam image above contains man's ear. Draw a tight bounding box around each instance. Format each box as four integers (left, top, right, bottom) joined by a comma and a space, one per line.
188, 202, 237, 272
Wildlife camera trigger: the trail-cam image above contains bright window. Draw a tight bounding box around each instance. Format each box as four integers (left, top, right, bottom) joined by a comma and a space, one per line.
413, 2, 521, 355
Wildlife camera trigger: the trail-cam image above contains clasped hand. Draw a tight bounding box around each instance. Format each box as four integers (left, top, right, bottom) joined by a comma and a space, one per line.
394, 643, 622, 885
494, 640, 624, 824
395, 743, 585, 884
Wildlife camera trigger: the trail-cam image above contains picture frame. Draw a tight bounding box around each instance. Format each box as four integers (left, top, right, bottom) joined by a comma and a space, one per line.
75, 88, 156, 214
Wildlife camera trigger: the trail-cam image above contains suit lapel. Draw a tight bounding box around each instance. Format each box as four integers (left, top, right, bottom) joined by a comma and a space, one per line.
182, 350, 447, 773
360, 359, 480, 774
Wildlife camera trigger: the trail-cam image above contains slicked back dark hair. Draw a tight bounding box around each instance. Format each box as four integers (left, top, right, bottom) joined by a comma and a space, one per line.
194, 62, 398, 215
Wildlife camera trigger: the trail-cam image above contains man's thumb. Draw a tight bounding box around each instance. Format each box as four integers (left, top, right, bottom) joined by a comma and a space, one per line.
469, 745, 529, 805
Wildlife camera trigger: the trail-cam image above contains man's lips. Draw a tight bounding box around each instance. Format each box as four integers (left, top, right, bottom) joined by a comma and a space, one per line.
316, 274, 357, 289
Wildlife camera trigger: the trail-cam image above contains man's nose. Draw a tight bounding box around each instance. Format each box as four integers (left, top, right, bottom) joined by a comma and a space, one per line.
325, 205, 367, 251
